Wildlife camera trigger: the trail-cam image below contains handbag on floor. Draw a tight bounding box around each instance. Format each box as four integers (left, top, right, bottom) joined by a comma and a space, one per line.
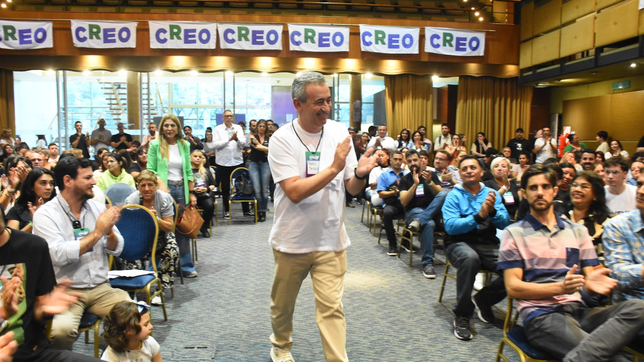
176, 204, 205, 239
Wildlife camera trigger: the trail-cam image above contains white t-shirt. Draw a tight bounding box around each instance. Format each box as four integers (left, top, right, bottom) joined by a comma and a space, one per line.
605, 184, 637, 216
367, 166, 385, 191
367, 136, 396, 154
534, 138, 557, 163
101, 336, 160, 362
268, 119, 357, 253
167, 144, 182, 181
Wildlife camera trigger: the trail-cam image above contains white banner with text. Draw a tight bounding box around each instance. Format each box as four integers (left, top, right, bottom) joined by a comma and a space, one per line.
71, 20, 138, 48
288, 24, 350, 52
149, 21, 217, 49
218, 23, 282, 50
0, 20, 53, 50
424, 27, 485, 56
359, 25, 419, 54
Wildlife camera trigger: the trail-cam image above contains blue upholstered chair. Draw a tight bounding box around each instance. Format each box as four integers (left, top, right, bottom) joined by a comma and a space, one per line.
495, 297, 557, 362
104, 183, 136, 205
109, 204, 168, 322
229, 167, 257, 224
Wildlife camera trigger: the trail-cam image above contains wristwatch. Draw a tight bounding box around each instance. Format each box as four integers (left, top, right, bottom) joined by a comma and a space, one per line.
354, 168, 367, 180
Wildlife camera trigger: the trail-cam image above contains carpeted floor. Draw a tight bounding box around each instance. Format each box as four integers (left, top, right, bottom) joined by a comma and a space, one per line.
73, 202, 514, 362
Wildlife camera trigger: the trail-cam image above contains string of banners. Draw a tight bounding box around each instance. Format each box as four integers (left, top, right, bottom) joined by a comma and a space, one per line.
0, 20, 486, 56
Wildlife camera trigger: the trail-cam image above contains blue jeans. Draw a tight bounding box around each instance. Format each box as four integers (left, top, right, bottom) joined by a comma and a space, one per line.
168, 184, 195, 275
404, 191, 447, 266
248, 160, 271, 211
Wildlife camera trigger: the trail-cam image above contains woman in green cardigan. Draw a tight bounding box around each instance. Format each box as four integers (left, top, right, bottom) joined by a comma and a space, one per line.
148, 114, 198, 278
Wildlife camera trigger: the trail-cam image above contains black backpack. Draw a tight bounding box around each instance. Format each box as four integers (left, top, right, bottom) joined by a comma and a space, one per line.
233, 171, 254, 196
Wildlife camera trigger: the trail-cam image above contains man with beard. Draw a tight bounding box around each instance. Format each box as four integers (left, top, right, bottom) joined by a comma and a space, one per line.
499, 164, 644, 361
580, 150, 597, 171
506, 127, 531, 162
32, 156, 129, 350
365, 149, 389, 207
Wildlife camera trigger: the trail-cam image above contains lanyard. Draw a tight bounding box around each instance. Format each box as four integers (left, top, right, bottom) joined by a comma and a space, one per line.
292, 122, 323, 153
57, 197, 85, 229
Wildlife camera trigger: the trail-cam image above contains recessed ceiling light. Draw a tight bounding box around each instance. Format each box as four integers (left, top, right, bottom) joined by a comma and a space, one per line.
432, 75, 439, 81
630, 63, 637, 68
225, 71, 234, 76
261, 72, 268, 77
333, 73, 338, 77
83, 70, 91, 76
154, 70, 163, 76
296, 72, 302, 77
364, 73, 373, 79
474, 11, 479, 16
1, 4, 7, 8
471, 7, 475, 10
479, 16, 484, 21
190, 70, 198, 76
118, 70, 127, 76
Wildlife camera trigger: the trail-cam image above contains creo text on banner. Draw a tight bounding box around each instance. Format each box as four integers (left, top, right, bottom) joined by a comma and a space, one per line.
0, 20, 53, 50
359, 25, 419, 54
424, 27, 485, 57
218, 24, 282, 51
288, 24, 349, 52
149, 21, 217, 49
71, 20, 138, 48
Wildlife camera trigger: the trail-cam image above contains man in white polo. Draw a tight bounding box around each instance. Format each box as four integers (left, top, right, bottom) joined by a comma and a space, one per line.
267, 72, 378, 362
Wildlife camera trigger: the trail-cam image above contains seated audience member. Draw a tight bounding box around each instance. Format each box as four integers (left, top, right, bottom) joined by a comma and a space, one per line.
367, 125, 396, 154
399, 149, 444, 279
14, 143, 30, 157
595, 130, 610, 155
484, 157, 521, 220
563, 133, 587, 153
565, 171, 611, 259
0, 144, 14, 164
32, 156, 130, 350
441, 155, 510, 340
511, 153, 530, 183
117, 150, 133, 172
516, 161, 568, 221
377, 151, 406, 256
499, 164, 644, 362
556, 162, 576, 207
434, 123, 452, 152
605, 140, 630, 161
124, 171, 179, 304
561, 151, 582, 172
0, 208, 100, 362
96, 153, 136, 192
501, 147, 517, 166
417, 125, 432, 150
628, 160, 643, 186
396, 129, 413, 150
430, 150, 460, 191
480, 148, 499, 182
190, 150, 216, 236
411, 130, 429, 153
604, 157, 637, 216
365, 149, 389, 207
1, 156, 32, 211
580, 149, 597, 171
48, 143, 60, 164
634, 152, 644, 163
101, 301, 161, 362
6, 168, 56, 233
446, 134, 467, 167
92, 147, 109, 178
593, 162, 606, 184
128, 147, 148, 180
471, 132, 493, 158
603, 165, 644, 303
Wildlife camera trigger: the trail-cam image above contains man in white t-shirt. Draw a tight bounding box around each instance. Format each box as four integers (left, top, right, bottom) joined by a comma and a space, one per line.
604, 157, 637, 216
267, 72, 379, 362
533, 126, 557, 163
434, 123, 452, 152
366, 125, 396, 154
366, 149, 389, 207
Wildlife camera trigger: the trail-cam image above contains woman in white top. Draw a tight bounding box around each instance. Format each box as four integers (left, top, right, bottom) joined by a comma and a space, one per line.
511, 153, 531, 183
605, 140, 630, 160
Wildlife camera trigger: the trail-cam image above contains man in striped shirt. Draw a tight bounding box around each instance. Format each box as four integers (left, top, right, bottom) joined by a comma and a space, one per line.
498, 164, 644, 362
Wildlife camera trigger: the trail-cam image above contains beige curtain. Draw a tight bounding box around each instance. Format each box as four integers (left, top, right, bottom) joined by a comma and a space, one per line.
0, 69, 15, 133
455, 76, 532, 154
385, 75, 433, 143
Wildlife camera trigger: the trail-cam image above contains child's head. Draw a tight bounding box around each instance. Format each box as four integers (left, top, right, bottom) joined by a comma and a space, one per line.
103, 301, 153, 352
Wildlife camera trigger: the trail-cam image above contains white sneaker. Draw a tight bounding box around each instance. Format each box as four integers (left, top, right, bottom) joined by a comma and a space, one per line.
151, 295, 162, 306
270, 346, 295, 362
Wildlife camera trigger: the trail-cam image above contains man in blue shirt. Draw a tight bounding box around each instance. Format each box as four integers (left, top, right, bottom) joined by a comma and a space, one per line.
441, 155, 510, 340
377, 150, 406, 256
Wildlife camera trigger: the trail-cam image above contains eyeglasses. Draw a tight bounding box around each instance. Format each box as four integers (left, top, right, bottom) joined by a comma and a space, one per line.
571, 182, 592, 190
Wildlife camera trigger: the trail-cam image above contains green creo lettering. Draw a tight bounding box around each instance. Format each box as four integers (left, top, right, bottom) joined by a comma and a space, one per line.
169, 25, 182, 40
304, 28, 315, 44
375, 30, 386, 45
2, 25, 17, 41
238, 27, 249, 42
442, 32, 453, 47
89, 24, 101, 40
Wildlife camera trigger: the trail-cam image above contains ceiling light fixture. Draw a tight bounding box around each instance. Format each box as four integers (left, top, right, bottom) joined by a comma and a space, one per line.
432, 75, 439, 81
83, 70, 91, 76
630, 63, 637, 68
365, 73, 373, 79
479, 16, 484, 21
296, 72, 302, 77
1, 4, 6, 8
190, 70, 198, 76
118, 70, 127, 76
474, 11, 479, 16
154, 70, 163, 76
225, 71, 234, 76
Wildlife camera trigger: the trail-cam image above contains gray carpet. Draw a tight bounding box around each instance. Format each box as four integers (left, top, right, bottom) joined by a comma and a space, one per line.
73, 202, 517, 361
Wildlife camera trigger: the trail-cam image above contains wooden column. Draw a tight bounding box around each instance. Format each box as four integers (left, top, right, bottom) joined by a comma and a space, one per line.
350, 74, 362, 130
126, 71, 140, 138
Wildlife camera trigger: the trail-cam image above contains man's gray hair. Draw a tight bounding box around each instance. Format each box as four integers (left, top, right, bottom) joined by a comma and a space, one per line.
292, 72, 327, 103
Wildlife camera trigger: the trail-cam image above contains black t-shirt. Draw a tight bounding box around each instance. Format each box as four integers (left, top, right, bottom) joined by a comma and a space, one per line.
128, 162, 142, 175
0, 230, 57, 361
249, 135, 269, 163
638, 135, 644, 148
506, 138, 531, 161
110, 132, 133, 151
399, 169, 441, 212
69, 133, 90, 158
6, 203, 31, 230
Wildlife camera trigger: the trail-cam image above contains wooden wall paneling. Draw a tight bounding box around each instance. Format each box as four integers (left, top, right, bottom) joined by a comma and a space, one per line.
560, 15, 595, 58
596, 0, 623, 11
520, 40, 532, 69
609, 90, 644, 141
532, 30, 560, 66
533, 0, 562, 35
521, 1, 534, 41
595, 0, 639, 47
561, 0, 595, 24
639, 8, 644, 35
562, 95, 611, 140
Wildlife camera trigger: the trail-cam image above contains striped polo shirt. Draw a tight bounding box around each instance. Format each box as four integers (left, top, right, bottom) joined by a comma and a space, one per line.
498, 213, 599, 322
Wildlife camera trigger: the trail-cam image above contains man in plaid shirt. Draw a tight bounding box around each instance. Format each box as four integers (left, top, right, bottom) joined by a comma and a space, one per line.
603, 164, 644, 302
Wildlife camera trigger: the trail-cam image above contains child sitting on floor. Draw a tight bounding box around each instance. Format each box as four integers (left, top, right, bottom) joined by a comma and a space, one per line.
101, 301, 163, 362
